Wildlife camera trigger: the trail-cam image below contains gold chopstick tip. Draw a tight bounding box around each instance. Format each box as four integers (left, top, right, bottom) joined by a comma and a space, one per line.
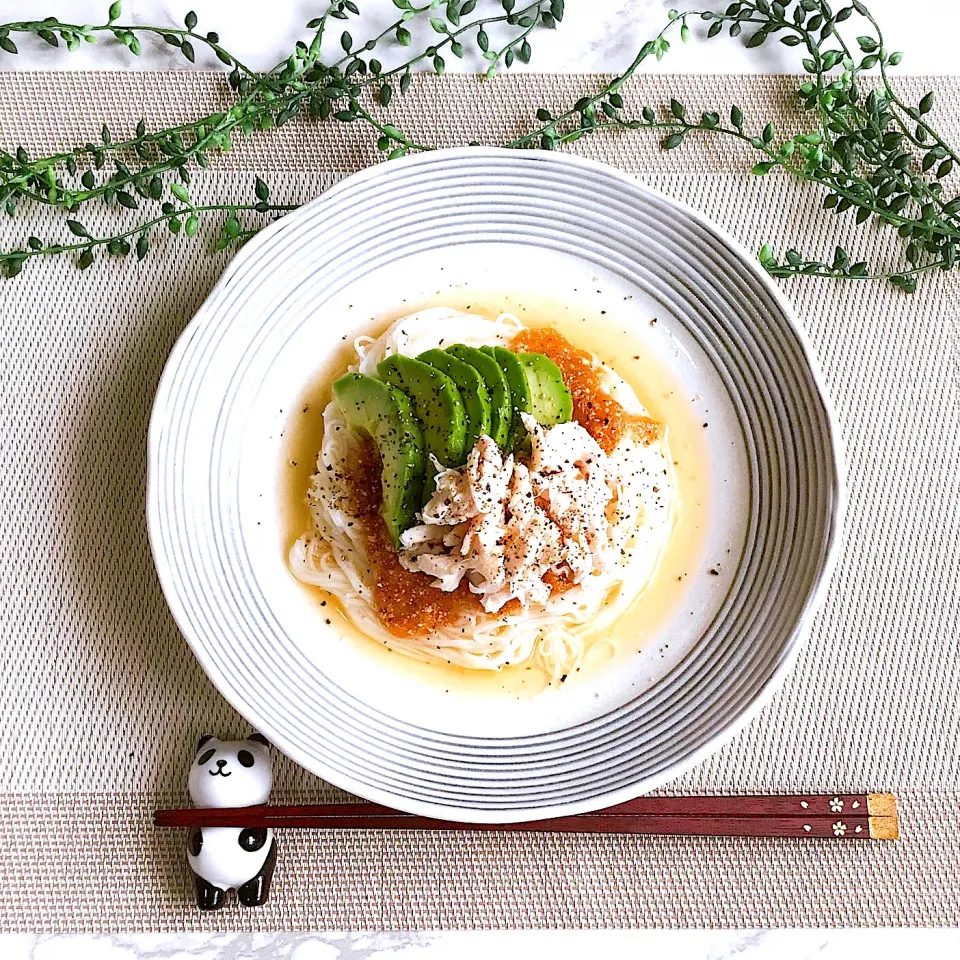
869, 815, 899, 840
867, 792, 897, 818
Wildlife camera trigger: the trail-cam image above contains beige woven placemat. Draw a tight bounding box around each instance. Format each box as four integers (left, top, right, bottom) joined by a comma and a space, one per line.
1, 72, 958, 931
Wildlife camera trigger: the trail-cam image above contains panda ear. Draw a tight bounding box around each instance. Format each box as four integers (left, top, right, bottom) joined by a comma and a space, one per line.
247, 732, 270, 747
197, 734, 215, 752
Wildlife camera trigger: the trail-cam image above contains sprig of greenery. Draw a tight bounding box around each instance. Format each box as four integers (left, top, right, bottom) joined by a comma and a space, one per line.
511, 1, 960, 293
0, 1, 555, 276
2, 0, 958, 293
0, 177, 297, 278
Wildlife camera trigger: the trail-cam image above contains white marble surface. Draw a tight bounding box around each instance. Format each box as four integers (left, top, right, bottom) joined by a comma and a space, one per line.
1, 0, 957, 949
0, 1, 956, 75
4, 931, 960, 958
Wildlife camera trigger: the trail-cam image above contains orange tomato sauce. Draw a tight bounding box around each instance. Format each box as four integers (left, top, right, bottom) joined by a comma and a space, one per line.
511, 327, 661, 453
347, 438, 483, 639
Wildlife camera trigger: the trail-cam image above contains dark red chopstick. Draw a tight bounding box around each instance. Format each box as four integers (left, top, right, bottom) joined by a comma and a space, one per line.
154, 793, 898, 840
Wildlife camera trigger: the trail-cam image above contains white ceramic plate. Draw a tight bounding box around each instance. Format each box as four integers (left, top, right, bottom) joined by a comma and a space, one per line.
148, 148, 843, 821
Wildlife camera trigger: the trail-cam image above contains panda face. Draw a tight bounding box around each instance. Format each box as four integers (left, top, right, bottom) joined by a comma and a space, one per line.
188, 735, 273, 808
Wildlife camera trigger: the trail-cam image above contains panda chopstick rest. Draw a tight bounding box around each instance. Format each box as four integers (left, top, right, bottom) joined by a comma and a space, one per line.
186, 734, 277, 910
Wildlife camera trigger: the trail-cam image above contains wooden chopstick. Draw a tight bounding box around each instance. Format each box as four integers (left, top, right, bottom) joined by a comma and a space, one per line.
154, 793, 899, 840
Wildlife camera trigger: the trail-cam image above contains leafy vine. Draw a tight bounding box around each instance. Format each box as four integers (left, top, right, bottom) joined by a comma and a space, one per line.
0, 0, 955, 293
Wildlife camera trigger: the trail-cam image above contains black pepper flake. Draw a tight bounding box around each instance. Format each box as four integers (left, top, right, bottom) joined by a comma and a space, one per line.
708, 568, 720, 576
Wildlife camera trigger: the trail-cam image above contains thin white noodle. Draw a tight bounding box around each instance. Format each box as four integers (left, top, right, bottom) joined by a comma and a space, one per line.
289, 308, 675, 683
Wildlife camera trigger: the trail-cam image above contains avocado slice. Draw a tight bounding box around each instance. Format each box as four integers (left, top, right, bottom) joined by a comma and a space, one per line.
376, 354, 468, 467
517, 352, 573, 427
446, 345, 512, 451
488, 346, 533, 450
332, 372, 425, 548
417, 348, 492, 453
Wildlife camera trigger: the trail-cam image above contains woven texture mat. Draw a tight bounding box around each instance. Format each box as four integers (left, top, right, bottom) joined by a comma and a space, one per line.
1, 72, 959, 931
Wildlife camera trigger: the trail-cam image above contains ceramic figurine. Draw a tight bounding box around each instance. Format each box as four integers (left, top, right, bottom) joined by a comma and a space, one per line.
186, 733, 277, 910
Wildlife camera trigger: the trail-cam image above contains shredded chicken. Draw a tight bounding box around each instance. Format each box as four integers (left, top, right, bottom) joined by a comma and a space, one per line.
399, 415, 625, 613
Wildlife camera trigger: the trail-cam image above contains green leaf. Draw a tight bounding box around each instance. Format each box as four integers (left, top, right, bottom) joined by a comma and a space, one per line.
446, 1, 460, 26
136, 233, 148, 260
396, 26, 411, 45
430, 17, 447, 33
185, 10, 198, 30
225, 216, 240, 238
434, 53, 446, 74
67, 220, 90, 238
670, 99, 685, 120
857, 36, 878, 52
707, 21, 722, 38
551, 0, 564, 20
181, 39, 195, 62
752, 161, 775, 175
0, 36, 18, 54
340, 31, 352, 52
81, 171, 95, 189
185, 214, 199, 237
477, 28, 489, 52
642, 106, 655, 123
108, 2, 122, 22
379, 83, 392, 106
78, 249, 95, 270
889, 273, 917, 294
117, 190, 138, 209
938, 159, 954, 179
762, 122, 775, 143
731, 104, 743, 129
919, 91, 934, 115
888, 51, 904, 66
255, 178, 269, 203
171, 183, 190, 204
663, 133, 685, 150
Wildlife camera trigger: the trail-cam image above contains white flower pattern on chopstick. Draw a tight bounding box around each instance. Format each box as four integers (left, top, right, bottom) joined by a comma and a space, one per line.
830, 797, 844, 813
832, 820, 847, 836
